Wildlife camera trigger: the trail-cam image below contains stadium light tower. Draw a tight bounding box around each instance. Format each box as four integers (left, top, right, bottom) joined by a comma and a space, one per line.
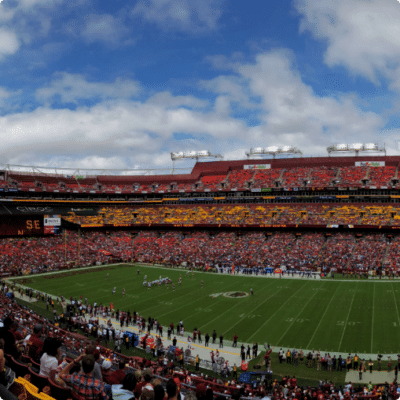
326, 143, 386, 156
245, 146, 302, 159
170, 150, 223, 172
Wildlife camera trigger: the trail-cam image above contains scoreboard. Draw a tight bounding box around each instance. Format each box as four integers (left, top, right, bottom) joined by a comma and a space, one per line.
0, 215, 61, 236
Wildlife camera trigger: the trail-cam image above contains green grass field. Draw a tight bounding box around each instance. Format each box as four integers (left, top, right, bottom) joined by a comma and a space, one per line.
10, 264, 400, 355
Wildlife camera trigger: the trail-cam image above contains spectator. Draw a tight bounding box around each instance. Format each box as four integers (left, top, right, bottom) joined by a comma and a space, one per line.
101, 359, 113, 383
26, 323, 44, 363
166, 378, 178, 400
84, 344, 103, 382
59, 354, 109, 400
0, 317, 21, 359
154, 382, 165, 400
111, 371, 137, 400
107, 359, 127, 385
39, 337, 62, 378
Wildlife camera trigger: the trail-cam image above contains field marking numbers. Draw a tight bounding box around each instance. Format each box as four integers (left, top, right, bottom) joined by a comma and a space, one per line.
285, 318, 309, 323
219, 279, 285, 336
278, 285, 321, 346
337, 285, 357, 352
246, 282, 311, 342
306, 282, 340, 349
337, 321, 360, 326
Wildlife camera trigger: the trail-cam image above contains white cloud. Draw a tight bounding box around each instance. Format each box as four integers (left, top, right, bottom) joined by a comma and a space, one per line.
0, 27, 20, 58
1, 46, 395, 170
81, 13, 131, 45
36, 72, 141, 104
147, 91, 209, 109
295, 0, 400, 87
131, 0, 224, 33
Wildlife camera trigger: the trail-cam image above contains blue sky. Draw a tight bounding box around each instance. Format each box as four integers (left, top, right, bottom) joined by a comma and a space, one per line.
1, 0, 400, 172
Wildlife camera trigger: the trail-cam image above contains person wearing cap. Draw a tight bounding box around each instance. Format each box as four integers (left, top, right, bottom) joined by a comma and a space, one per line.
135, 368, 154, 398
59, 353, 109, 400
141, 383, 155, 400
101, 359, 113, 383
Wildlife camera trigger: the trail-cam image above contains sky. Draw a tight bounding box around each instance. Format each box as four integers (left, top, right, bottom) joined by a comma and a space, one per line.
1, 0, 400, 174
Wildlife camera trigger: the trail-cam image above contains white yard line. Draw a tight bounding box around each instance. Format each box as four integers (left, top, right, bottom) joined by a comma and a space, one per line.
221, 280, 285, 336
338, 285, 357, 352
247, 281, 310, 342
278, 283, 321, 347
306, 282, 340, 349
391, 282, 400, 328
371, 284, 375, 354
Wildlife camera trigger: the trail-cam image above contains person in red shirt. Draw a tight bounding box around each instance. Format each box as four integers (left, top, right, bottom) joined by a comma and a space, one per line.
106, 360, 126, 385
27, 324, 44, 363
233, 334, 238, 347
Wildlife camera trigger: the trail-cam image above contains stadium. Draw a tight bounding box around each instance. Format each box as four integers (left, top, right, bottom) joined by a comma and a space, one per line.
4, 0, 400, 399
1, 150, 400, 398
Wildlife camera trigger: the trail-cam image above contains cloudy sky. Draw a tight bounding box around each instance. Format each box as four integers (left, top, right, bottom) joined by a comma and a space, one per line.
1, 0, 400, 173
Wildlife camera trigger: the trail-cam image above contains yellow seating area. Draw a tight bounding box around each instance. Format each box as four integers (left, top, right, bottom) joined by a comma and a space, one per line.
62, 204, 400, 227
10, 376, 56, 400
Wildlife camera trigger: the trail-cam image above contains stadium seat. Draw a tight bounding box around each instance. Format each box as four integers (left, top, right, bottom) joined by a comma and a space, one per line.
27, 368, 49, 393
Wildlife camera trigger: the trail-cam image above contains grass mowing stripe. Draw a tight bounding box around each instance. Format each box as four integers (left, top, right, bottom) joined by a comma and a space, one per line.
305, 282, 341, 349
277, 282, 322, 347
247, 281, 310, 343
337, 283, 357, 352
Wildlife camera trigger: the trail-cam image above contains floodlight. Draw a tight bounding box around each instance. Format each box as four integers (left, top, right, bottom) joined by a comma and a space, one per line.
350, 143, 363, 150
365, 143, 377, 150
282, 146, 293, 152
267, 146, 279, 152
336, 144, 347, 150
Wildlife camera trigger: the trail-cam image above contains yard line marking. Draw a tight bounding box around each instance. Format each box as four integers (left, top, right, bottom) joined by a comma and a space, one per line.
246, 281, 310, 342
306, 281, 341, 349
221, 281, 287, 336
371, 283, 375, 354
195, 280, 281, 333
278, 282, 322, 347
337, 284, 357, 352
391, 282, 400, 328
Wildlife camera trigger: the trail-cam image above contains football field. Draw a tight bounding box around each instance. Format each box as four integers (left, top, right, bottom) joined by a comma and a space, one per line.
10, 264, 400, 355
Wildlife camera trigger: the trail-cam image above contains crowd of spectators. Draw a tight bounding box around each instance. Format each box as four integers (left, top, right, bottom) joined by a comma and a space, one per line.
4, 230, 400, 277
61, 204, 400, 228
3, 165, 399, 194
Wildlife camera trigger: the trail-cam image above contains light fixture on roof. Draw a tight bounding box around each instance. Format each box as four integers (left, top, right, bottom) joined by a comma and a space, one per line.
327, 143, 385, 156
349, 143, 363, 150
170, 150, 223, 172
246, 146, 302, 159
